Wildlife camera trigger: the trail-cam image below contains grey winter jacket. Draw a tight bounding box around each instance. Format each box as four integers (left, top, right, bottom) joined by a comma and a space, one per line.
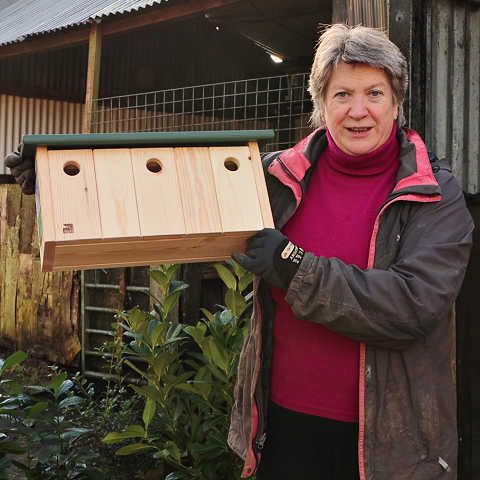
227, 127, 474, 479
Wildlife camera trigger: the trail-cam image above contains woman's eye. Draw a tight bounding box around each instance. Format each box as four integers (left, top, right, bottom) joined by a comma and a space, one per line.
335, 91, 348, 98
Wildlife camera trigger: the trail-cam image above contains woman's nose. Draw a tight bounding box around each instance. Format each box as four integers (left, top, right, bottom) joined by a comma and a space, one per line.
348, 96, 368, 118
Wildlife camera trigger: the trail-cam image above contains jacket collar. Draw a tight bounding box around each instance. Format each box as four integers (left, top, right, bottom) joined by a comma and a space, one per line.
269, 126, 441, 203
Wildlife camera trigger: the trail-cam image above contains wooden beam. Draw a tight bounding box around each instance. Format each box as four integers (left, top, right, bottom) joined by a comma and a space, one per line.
83, 22, 102, 134
332, 0, 388, 31
0, 0, 240, 60
332, 0, 348, 24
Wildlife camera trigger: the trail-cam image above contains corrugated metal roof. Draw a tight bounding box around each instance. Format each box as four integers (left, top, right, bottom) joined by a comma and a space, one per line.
0, 0, 166, 46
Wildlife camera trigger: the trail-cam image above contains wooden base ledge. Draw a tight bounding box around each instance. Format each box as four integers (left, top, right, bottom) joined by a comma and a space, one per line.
42, 233, 254, 272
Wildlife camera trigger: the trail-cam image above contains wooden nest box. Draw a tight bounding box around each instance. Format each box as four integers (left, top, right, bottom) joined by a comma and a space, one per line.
25, 130, 275, 272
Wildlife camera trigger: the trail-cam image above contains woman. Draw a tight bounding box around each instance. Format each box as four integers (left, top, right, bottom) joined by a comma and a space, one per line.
230, 24, 473, 479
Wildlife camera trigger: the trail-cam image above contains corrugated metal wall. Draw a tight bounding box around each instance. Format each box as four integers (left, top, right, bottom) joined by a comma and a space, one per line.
425, 0, 480, 194
0, 95, 84, 173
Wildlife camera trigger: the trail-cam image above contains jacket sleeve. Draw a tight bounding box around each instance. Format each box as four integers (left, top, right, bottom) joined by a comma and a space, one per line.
284, 170, 474, 350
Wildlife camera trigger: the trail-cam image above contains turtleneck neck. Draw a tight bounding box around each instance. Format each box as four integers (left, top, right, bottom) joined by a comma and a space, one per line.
325, 123, 399, 176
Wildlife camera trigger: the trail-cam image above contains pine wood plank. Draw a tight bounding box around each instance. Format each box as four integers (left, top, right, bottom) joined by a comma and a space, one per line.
93, 148, 141, 239
47, 149, 102, 242
49, 233, 255, 270
35, 146, 56, 246
209, 146, 264, 233
248, 141, 275, 228
130, 147, 186, 236
175, 147, 222, 235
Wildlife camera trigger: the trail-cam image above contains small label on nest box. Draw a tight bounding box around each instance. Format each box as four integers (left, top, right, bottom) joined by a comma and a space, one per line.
63, 224, 74, 234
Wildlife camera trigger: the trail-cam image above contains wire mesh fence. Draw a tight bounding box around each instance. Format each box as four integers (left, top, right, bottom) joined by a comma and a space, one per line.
82, 72, 313, 377
92, 73, 313, 151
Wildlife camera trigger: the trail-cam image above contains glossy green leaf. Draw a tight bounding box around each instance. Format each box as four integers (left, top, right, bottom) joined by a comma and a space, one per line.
103, 425, 145, 444
57, 379, 74, 398
130, 384, 164, 404
60, 428, 90, 442
151, 322, 168, 347
200, 308, 216, 324
27, 401, 48, 419
213, 264, 237, 290
1, 351, 27, 374
58, 395, 84, 410
184, 323, 207, 347
228, 289, 247, 318
152, 352, 179, 379
143, 398, 156, 432
48, 373, 68, 397
163, 440, 182, 462
238, 272, 254, 293
167, 280, 189, 296
165, 264, 181, 283
115, 443, 154, 456
207, 338, 229, 373
150, 269, 168, 292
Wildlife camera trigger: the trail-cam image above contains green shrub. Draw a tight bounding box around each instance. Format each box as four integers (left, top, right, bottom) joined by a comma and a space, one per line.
103, 261, 253, 480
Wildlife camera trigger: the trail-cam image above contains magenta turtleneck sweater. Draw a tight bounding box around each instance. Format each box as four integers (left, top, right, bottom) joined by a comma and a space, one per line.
270, 123, 400, 422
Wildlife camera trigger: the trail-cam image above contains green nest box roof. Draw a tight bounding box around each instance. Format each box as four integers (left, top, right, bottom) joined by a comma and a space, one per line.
22, 130, 275, 157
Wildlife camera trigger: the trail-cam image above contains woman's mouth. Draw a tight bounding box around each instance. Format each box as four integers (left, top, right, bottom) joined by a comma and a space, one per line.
346, 127, 373, 132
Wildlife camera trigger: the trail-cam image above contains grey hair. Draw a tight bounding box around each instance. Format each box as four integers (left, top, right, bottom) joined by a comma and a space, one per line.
308, 24, 408, 127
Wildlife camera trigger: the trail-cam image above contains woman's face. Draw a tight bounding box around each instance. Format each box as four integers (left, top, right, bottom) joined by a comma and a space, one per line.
322, 62, 399, 156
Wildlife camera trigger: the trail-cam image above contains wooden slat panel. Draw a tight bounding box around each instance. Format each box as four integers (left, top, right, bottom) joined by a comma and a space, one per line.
93, 148, 141, 239
175, 147, 222, 235
248, 141, 274, 228
47, 149, 102, 242
209, 146, 263, 233
131, 147, 186, 236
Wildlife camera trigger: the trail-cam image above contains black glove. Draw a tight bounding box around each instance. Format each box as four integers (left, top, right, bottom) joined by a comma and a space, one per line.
232, 228, 305, 290
5, 146, 35, 195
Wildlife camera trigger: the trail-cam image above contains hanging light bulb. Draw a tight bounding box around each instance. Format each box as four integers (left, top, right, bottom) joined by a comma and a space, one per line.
270, 53, 284, 64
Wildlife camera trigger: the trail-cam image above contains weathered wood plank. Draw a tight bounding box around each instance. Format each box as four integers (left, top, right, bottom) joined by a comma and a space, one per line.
83, 22, 102, 134
0, 184, 80, 364
2, 185, 21, 339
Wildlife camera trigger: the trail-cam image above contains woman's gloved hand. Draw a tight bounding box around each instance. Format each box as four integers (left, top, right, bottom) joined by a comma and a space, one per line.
5, 146, 35, 195
232, 228, 305, 290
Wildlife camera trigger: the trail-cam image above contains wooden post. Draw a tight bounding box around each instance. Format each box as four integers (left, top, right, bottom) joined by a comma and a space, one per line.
332, 0, 388, 31
0, 183, 81, 363
83, 21, 102, 134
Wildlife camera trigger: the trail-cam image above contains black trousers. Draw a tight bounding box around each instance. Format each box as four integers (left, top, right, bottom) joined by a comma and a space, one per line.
257, 402, 360, 480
